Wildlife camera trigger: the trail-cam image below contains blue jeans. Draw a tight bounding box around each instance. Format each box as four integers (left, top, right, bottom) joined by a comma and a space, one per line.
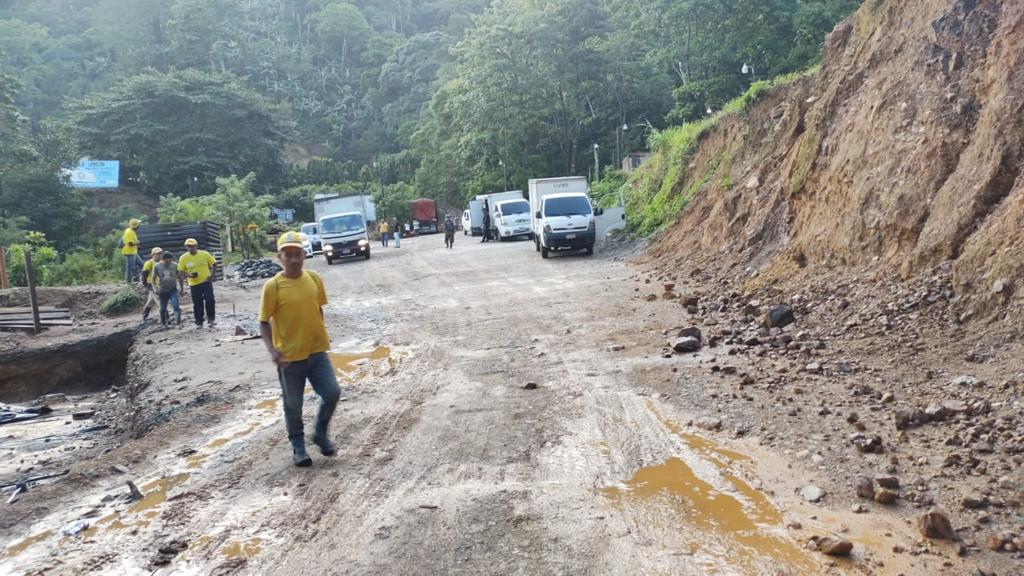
159, 290, 181, 325
124, 254, 143, 283
189, 280, 215, 325
277, 352, 341, 448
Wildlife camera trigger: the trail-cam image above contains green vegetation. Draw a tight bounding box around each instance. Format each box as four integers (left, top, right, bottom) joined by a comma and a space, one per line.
100, 286, 141, 315
0, 0, 859, 285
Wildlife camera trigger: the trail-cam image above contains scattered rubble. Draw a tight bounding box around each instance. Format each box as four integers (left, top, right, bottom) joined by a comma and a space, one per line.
230, 259, 283, 281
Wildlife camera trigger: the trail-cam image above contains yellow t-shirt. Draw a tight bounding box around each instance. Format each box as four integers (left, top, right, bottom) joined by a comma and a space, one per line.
121, 228, 139, 255
379, 221, 389, 234
142, 259, 158, 286
258, 271, 330, 362
177, 250, 216, 286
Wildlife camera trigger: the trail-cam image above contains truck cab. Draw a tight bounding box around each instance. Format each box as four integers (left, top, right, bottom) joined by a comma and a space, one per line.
534, 193, 602, 258
320, 211, 370, 264
493, 199, 532, 241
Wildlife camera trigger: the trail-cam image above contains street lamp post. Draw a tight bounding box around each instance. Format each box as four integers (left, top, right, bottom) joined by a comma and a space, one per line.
615, 123, 628, 170
593, 143, 600, 182
498, 159, 509, 191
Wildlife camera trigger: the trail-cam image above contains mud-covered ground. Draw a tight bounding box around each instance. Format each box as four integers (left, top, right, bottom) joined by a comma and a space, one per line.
0, 235, 1019, 575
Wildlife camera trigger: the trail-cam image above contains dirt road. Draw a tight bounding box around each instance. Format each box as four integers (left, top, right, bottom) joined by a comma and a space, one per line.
1, 235, 981, 575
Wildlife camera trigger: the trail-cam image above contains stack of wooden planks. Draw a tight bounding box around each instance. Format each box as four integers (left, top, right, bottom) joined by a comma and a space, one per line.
0, 306, 73, 330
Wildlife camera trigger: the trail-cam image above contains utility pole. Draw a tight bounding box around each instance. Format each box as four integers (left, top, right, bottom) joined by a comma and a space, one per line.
593, 143, 600, 182
24, 251, 41, 334
499, 159, 509, 191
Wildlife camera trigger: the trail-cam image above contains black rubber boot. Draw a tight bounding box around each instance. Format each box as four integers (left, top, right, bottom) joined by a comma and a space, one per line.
292, 444, 313, 467
312, 435, 336, 456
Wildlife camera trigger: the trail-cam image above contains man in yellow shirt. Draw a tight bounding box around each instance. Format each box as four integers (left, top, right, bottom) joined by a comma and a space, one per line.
121, 218, 143, 284
378, 219, 390, 248
259, 231, 340, 467
140, 246, 162, 325
177, 238, 218, 328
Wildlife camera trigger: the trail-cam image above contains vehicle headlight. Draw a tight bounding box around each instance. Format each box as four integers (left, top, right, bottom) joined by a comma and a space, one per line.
358, 239, 368, 246
323, 244, 333, 251
543, 224, 552, 234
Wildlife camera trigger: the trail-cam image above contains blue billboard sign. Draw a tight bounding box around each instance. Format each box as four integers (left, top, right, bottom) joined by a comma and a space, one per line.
68, 160, 120, 189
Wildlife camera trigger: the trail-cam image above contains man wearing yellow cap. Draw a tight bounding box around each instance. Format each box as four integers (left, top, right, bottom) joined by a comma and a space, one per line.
259, 231, 340, 467
140, 246, 163, 325
120, 218, 143, 284
177, 238, 218, 328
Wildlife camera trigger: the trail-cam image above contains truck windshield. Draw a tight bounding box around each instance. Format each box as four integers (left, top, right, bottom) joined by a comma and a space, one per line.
321, 214, 364, 235
543, 196, 592, 217
301, 224, 317, 235
499, 201, 530, 216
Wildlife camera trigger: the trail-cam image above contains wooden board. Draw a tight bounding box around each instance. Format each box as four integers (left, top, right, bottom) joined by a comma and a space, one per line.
0, 307, 69, 315
0, 312, 73, 321
0, 319, 74, 327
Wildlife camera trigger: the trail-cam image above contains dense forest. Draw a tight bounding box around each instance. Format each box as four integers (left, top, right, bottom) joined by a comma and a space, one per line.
0, 0, 858, 283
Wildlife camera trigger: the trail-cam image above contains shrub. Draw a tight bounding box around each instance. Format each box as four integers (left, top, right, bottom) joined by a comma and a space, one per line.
100, 287, 141, 315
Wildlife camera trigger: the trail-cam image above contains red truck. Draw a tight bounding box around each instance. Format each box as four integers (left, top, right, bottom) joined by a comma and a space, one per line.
410, 198, 438, 234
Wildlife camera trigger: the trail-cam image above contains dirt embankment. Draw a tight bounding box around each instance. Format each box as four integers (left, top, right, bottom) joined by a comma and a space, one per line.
643, 0, 1023, 319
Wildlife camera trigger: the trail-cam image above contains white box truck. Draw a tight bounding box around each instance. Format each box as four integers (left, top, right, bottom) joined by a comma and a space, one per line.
528, 176, 601, 258
462, 199, 484, 236
492, 198, 532, 241
313, 193, 377, 226
320, 211, 370, 264
477, 191, 525, 236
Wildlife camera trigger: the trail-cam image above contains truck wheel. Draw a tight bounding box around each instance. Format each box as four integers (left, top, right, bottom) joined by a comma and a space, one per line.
585, 244, 594, 256
541, 245, 549, 259
364, 252, 371, 260
463, 230, 467, 236
497, 234, 504, 243
325, 256, 333, 265
534, 237, 540, 252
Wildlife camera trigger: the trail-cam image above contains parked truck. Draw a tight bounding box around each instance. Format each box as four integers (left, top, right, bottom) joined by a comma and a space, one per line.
320, 211, 370, 263
528, 176, 601, 258
313, 193, 377, 227
410, 198, 438, 234
476, 191, 525, 236
462, 199, 484, 236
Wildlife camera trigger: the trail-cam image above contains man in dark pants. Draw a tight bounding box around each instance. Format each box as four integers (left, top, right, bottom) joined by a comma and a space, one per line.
177, 238, 218, 328
443, 214, 456, 249
260, 231, 340, 467
481, 200, 491, 242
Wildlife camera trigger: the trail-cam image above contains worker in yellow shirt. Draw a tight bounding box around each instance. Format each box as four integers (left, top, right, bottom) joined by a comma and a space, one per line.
378, 219, 390, 248
177, 238, 218, 328
140, 246, 163, 325
259, 231, 340, 467
120, 218, 143, 284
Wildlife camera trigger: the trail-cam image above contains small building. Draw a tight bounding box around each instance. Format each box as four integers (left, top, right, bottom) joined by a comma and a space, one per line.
621, 150, 652, 172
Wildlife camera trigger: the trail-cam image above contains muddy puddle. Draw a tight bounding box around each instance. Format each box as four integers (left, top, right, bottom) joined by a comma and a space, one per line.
329, 345, 393, 381
601, 405, 822, 574
221, 537, 263, 559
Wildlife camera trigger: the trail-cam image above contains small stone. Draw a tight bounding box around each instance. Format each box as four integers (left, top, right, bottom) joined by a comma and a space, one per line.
644, 294, 657, 302
917, 508, 956, 540
960, 495, 988, 510
677, 326, 702, 342
854, 477, 874, 499
804, 362, 822, 373
523, 382, 538, 390
801, 485, 826, 503
72, 410, 96, 420
606, 344, 626, 352
680, 295, 699, 307
672, 337, 702, 353
694, 417, 722, 431
851, 503, 868, 513
875, 476, 900, 490
663, 283, 676, 292
874, 487, 898, 504
764, 305, 796, 329
817, 536, 853, 556
234, 325, 248, 336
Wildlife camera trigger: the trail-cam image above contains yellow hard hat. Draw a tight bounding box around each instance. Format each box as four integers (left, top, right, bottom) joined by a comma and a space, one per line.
184, 238, 198, 247
129, 219, 141, 228
150, 247, 163, 256
277, 231, 306, 250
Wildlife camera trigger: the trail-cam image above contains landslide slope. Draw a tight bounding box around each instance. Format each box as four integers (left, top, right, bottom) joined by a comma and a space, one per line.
641, 0, 1023, 317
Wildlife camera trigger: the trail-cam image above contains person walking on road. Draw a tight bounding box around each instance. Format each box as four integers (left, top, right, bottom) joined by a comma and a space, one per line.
393, 218, 401, 248
481, 200, 491, 243
178, 238, 217, 328
121, 219, 144, 283
443, 214, 456, 249
259, 231, 340, 467
154, 251, 183, 327
140, 247, 163, 325
378, 219, 390, 248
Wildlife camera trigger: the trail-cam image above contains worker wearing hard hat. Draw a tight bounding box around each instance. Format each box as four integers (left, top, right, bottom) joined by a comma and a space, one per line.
177, 238, 218, 328
140, 246, 163, 325
259, 231, 340, 467
120, 218, 143, 284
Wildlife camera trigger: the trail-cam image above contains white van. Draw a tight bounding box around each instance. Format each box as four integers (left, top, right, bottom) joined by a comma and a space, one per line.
534, 193, 602, 258
493, 199, 532, 241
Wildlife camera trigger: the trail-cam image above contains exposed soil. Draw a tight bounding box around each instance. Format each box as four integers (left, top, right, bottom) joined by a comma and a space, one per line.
0, 235, 1019, 575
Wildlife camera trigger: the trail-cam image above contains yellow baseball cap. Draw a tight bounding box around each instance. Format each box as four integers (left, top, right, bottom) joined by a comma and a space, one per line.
129, 219, 141, 228
150, 246, 163, 256
277, 231, 306, 250
184, 238, 198, 247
